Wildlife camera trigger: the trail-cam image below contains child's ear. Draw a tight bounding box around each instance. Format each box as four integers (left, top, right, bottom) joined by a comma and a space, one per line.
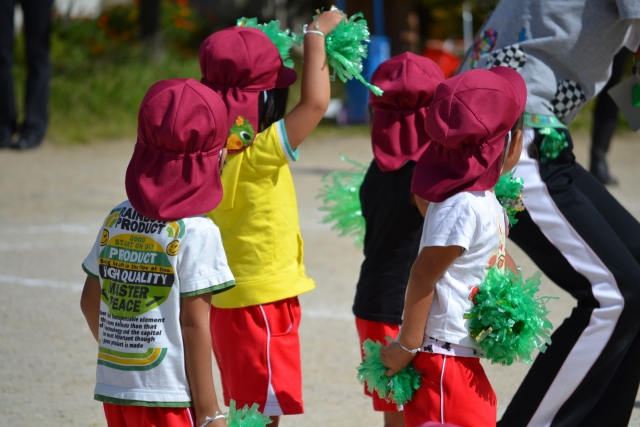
508, 129, 523, 160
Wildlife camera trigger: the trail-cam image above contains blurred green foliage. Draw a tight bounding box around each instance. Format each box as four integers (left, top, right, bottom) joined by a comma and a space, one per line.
11, 0, 348, 144
10, 0, 631, 143
11, 1, 210, 144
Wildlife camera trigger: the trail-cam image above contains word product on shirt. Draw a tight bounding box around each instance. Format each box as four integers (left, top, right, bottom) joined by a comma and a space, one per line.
83, 201, 234, 406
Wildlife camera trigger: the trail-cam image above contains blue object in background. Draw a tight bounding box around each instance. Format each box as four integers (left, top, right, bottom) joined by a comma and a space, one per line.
373, 0, 385, 36
343, 0, 389, 124
345, 35, 390, 123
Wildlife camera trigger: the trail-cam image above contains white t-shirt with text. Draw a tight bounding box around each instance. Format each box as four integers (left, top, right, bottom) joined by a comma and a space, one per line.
82, 200, 235, 406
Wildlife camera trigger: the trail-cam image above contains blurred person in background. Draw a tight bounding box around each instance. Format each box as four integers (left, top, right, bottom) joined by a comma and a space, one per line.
590, 48, 631, 185
0, 0, 54, 150
459, 0, 640, 426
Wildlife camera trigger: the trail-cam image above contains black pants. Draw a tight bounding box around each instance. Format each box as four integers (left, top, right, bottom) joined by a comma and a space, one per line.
498, 129, 640, 427
590, 49, 630, 167
0, 0, 53, 138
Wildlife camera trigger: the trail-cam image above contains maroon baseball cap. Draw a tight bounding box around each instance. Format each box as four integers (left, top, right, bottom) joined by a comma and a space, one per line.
125, 78, 228, 222
411, 66, 527, 202
369, 52, 445, 172
198, 27, 297, 153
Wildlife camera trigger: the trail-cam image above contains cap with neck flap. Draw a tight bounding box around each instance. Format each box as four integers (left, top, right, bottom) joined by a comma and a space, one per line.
411, 66, 527, 203
199, 26, 297, 154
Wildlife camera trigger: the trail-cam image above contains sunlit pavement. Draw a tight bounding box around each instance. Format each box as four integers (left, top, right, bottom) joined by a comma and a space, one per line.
0, 130, 638, 426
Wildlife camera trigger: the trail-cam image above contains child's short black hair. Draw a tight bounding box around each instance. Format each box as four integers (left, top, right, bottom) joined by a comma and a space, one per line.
258, 88, 289, 132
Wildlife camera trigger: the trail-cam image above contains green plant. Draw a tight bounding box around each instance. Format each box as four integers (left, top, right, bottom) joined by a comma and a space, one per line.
9, 1, 218, 143
161, 0, 212, 57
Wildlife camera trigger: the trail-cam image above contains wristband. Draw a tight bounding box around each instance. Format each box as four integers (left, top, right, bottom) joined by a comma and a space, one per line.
397, 342, 421, 355
199, 412, 225, 427
302, 24, 324, 37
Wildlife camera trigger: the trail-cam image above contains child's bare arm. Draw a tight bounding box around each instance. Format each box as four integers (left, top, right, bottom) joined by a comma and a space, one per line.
506, 250, 518, 275
284, 10, 344, 149
181, 293, 226, 427
80, 275, 102, 342
411, 194, 430, 217
380, 245, 461, 376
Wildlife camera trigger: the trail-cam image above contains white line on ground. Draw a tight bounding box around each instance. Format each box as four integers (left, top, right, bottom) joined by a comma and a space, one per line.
0, 241, 81, 251
1, 223, 94, 235
0, 275, 83, 291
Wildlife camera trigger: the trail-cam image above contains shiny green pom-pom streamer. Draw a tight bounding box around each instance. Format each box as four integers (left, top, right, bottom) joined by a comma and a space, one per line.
464, 267, 556, 366
538, 127, 568, 163
227, 399, 272, 427
357, 338, 421, 406
495, 171, 525, 225
237, 17, 296, 68
299, 12, 383, 96
317, 155, 368, 246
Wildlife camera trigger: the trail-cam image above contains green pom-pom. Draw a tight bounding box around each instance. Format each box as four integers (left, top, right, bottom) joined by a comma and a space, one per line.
357, 338, 421, 406
538, 127, 568, 163
316, 155, 368, 246
227, 399, 272, 427
301, 12, 383, 96
495, 171, 525, 225
237, 17, 296, 68
464, 267, 556, 366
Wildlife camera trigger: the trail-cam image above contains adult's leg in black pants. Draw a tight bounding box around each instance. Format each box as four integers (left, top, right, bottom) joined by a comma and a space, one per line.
14, 0, 53, 149
590, 48, 630, 185
0, 0, 17, 147
499, 129, 640, 427
571, 164, 640, 426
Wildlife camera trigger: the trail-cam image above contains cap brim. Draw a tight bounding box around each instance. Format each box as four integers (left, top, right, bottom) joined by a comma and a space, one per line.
488, 66, 527, 114
275, 67, 298, 88
411, 139, 503, 203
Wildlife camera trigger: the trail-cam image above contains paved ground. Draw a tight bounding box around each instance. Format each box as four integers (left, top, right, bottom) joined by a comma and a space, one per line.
0, 130, 639, 426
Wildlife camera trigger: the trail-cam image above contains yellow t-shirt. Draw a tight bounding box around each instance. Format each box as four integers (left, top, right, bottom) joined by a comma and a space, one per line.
206, 119, 315, 308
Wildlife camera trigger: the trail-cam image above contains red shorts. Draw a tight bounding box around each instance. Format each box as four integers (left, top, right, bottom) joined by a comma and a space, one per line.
403, 353, 496, 427
355, 317, 402, 412
103, 403, 194, 427
210, 297, 303, 416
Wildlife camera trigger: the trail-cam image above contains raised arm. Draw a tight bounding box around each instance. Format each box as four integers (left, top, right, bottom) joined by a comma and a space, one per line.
284, 10, 344, 149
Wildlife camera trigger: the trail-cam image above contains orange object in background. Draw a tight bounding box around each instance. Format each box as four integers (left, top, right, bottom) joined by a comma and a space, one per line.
423, 40, 463, 78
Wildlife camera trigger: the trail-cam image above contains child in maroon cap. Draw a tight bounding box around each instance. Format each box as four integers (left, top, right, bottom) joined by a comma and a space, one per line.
380, 67, 527, 427
353, 52, 443, 427
80, 79, 233, 427
197, 10, 343, 426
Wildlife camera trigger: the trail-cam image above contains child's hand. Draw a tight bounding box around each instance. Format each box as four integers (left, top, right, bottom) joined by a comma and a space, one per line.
311, 9, 345, 35
380, 341, 417, 377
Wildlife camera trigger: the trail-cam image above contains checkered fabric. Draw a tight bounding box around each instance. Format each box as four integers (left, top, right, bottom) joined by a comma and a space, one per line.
486, 44, 527, 71
550, 80, 587, 119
